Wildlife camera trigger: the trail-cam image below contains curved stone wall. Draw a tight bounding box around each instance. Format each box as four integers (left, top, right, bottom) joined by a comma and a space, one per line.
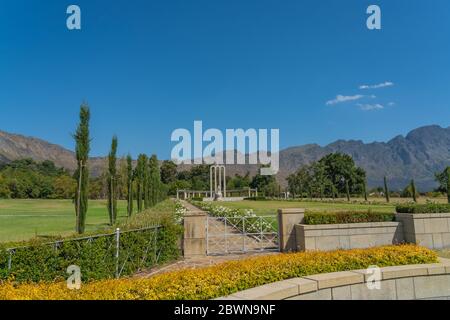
219, 258, 450, 300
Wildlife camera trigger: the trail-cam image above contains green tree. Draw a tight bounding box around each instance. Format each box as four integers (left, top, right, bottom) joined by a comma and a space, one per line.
148, 155, 162, 206
74, 103, 90, 234
384, 176, 390, 203
411, 179, 417, 202
160, 160, 178, 184
434, 167, 450, 203
362, 177, 368, 201
135, 154, 147, 212
107, 136, 118, 225
126, 154, 134, 217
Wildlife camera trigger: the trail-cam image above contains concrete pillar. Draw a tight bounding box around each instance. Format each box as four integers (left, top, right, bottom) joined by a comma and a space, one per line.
183, 211, 207, 257
278, 208, 305, 252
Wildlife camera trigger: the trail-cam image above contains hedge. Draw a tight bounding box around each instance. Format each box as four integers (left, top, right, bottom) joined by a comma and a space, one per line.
0, 245, 437, 300
0, 201, 183, 283
396, 203, 450, 214
304, 211, 395, 225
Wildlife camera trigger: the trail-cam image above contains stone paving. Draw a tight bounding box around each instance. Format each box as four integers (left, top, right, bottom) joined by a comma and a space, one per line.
135, 251, 279, 278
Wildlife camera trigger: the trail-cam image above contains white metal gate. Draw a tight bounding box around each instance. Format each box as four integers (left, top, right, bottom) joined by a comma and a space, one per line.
206, 215, 279, 255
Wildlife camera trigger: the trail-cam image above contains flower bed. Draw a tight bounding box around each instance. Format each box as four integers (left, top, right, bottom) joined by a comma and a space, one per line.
0, 245, 437, 300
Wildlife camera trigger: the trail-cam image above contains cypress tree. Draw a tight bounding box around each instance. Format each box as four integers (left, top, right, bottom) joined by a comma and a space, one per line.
143, 155, 150, 209
126, 154, 133, 217
148, 155, 162, 206
447, 167, 450, 204
362, 178, 368, 202
384, 176, 390, 203
135, 154, 146, 212
107, 136, 118, 225
411, 179, 417, 203
345, 179, 350, 202
74, 104, 90, 234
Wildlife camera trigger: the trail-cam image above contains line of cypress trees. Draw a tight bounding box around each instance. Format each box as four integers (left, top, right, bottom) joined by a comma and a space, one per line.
107, 136, 118, 225
384, 176, 390, 203
74, 103, 90, 234
126, 154, 133, 217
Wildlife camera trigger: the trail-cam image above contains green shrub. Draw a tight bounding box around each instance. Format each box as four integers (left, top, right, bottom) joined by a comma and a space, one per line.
396, 203, 450, 214
191, 196, 204, 201
304, 210, 395, 225
0, 201, 183, 283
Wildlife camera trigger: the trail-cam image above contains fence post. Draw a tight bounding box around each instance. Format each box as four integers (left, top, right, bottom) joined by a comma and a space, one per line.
277, 208, 305, 252
7, 250, 12, 271
115, 228, 120, 278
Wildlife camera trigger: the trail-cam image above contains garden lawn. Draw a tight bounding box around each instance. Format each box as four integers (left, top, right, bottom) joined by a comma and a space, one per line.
215, 199, 397, 216
0, 199, 128, 242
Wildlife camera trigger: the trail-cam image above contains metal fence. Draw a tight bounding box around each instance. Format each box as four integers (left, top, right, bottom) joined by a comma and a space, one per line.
206, 215, 279, 255
2, 225, 163, 281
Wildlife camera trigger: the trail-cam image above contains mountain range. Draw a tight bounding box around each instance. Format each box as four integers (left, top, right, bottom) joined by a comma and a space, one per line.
1, 125, 450, 191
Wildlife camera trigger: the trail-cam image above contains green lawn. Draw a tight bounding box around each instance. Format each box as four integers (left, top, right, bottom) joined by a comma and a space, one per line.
215, 199, 397, 216
0, 199, 129, 243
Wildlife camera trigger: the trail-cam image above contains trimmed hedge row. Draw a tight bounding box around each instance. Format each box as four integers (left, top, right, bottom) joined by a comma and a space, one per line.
304, 211, 395, 225
0, 201, 183, 283
396, 203, 450, 214
0, 245, 437, 300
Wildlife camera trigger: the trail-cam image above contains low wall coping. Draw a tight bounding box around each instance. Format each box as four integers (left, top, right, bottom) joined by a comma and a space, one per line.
278, 208, 305, 214
396, 212, 450, 219
297, 221, 400, 230
218, 258, 450, 300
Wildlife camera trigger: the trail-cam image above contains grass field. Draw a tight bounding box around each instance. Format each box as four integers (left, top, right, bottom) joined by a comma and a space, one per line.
0, 196, 447, 243
213, 197, 449, 216
0, 199, 129, 243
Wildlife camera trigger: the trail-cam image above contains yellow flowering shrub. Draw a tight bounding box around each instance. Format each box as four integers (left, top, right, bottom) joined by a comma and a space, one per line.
0, 244, 437, 300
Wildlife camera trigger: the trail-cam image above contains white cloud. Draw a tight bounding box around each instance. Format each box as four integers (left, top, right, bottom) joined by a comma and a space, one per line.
388, 102, 396, 106
359, 81, 394, 90
357, 103, 384, 111
326, 94, 364, 106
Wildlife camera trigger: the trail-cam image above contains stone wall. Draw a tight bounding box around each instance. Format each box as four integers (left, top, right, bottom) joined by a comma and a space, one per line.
219, 259, 450, 300
295, 222, 404, 251
396, 212, 450, 249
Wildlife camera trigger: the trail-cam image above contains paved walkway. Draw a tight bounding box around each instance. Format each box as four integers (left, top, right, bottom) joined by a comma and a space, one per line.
135, 251, 279, 278
134, 200, 279, 278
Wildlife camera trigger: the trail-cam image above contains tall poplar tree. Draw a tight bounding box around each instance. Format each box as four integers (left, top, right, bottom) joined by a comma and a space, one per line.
148, 154, 161, 206
126, 154, 133, 217
74, 103, 90, 234
384, 176, 390, 203
107, 136, 118, 225
411, 179, 417, 203
447, 167, 450, 204
135, 154, 146, 212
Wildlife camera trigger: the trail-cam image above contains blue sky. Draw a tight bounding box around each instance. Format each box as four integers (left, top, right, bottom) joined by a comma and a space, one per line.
0, 0, 449, 159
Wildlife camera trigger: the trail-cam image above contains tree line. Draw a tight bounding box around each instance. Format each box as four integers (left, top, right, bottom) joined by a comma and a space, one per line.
73, 104, 167, 233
